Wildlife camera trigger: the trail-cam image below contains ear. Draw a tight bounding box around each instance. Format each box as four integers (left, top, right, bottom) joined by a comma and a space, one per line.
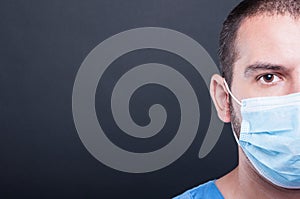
210, 74, 231, 123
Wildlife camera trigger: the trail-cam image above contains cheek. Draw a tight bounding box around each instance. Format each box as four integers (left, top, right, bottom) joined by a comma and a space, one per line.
230, 99, 243, 135
230, 100, 242, 122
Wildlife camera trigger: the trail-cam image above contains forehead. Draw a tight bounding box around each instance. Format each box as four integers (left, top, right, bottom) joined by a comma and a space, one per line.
235, 15, 300, 68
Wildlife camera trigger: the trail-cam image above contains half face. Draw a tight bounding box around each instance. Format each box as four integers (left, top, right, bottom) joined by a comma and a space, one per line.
210, 14, 300, 128
232, 14, 300, 103
228, 15, 300, 135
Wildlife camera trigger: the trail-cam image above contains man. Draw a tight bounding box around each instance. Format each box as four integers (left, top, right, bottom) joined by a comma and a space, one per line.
175, 0, 300, 198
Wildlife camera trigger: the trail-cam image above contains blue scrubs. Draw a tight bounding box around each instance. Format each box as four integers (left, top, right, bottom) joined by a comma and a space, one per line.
173, 180, 224, 199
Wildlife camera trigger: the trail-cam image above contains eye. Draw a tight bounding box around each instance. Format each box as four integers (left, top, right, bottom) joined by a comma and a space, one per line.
258, 74, 281, 84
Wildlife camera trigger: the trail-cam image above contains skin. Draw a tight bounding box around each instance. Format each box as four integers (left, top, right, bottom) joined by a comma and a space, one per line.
210, 15, 300, 199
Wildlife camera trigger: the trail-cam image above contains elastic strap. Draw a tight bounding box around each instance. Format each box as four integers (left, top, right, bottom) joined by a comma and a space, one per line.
223, 79, 242, 106
231, 127, 240, 146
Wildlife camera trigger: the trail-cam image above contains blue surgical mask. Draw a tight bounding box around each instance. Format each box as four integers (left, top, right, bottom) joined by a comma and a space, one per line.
224, 79, 300, 189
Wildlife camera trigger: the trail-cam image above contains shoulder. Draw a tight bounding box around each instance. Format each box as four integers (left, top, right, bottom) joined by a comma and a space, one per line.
173, 180, 224, 199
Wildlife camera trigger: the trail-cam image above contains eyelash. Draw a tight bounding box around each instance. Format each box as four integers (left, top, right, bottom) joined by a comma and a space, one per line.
256, 73, 282, 85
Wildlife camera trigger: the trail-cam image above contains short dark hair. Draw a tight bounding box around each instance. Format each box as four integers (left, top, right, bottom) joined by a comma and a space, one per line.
219, 0, 300, 87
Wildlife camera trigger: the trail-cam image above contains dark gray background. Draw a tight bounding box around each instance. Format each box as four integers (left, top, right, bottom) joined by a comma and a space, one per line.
1, 0, 241, 198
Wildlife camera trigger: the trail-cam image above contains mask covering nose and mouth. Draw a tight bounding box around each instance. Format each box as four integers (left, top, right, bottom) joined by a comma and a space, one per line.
223, 79, 300, 189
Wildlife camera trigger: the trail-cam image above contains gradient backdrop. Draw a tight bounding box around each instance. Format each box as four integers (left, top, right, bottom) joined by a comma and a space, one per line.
1, 0, 241, 198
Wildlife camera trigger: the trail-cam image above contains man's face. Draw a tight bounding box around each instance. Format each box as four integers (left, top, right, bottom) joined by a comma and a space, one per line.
230, 15, 300, 134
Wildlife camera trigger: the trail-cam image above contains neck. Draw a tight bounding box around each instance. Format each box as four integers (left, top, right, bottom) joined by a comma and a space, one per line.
217, 148, 300, 199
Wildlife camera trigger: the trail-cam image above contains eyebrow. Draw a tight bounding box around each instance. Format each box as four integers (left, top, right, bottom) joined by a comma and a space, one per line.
244, 62, 288, 77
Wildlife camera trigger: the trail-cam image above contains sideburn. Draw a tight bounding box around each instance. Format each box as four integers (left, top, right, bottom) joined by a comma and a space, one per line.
230, 97, 242, 138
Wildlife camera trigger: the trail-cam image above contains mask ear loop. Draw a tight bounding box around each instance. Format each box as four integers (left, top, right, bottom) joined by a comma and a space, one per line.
223, 79, 242, 144
231, 127, 241, 145
223, 79, 242, 106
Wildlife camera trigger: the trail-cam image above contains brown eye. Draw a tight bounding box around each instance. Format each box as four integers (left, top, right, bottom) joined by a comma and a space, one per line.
258, 74, 281, 85
262, 74, 274, 83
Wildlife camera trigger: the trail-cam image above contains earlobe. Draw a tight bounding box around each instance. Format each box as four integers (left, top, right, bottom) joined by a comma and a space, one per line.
210, 74, 231, 123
